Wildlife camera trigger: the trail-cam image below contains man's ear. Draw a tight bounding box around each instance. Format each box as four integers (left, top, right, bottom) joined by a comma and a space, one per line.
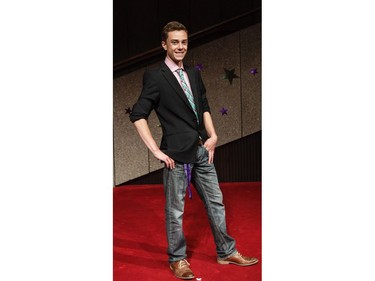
161, 41, 167, 51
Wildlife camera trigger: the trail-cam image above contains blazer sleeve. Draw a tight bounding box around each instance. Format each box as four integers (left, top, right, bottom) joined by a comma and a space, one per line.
129, 70, 160, 123
197, 70, 211, 114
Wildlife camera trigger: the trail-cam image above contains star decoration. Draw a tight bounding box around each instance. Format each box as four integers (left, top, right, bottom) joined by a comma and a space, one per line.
223, 68, 239, 85
195, 63, 204, 71
249, 68, 258, 75
219, 107, 228, 115
125, 107, 132, 115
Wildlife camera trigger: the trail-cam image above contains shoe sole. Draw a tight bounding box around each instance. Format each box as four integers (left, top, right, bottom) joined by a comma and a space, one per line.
217, 259, 259, 266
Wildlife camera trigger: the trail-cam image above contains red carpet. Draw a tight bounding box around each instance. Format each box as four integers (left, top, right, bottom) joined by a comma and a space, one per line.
114, 182, 261, 281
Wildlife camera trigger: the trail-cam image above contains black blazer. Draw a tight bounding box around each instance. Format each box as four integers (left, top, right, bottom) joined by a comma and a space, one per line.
130, 62, 211, 163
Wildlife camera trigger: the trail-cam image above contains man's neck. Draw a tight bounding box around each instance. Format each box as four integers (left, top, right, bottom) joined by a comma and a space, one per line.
165, 56, 183, 68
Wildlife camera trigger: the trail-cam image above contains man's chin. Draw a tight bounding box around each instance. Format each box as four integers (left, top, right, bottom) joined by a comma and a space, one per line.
174, 54, 185, 60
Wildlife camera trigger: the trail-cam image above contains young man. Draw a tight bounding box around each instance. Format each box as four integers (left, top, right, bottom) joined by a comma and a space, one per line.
130, 21, 258, 280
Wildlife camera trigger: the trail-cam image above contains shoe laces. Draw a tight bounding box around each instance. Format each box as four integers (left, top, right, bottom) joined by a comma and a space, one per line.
178, 259, 190, 268
236, 252, 246, 260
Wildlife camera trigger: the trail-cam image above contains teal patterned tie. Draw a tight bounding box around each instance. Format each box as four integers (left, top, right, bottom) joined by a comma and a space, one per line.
176, 68, 199, 124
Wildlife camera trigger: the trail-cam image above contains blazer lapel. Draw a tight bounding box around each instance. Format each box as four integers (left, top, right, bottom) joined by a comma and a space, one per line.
161, 63, 197, 114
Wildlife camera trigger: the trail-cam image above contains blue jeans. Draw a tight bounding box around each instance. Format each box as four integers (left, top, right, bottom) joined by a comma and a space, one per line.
163, 145, 236, 263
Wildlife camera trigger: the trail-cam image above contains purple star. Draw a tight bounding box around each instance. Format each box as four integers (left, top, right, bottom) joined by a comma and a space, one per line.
125, 107, 132, 115
195, 63, 204, 71
219, 107, 228, 115
249, 68, 258, 75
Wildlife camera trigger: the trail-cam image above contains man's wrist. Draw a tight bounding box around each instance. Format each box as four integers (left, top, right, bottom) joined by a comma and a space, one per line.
209, 134, 218, 141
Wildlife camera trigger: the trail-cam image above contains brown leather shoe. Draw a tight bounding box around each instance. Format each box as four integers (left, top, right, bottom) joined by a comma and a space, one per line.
217, 251, 259, 266
169, 259, 195, 280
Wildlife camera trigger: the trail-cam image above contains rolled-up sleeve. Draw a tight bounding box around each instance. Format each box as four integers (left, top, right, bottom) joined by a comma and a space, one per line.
129, 70, 160, 123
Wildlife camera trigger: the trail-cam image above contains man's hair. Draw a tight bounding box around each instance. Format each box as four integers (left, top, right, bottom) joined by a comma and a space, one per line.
161, 21, 188, 42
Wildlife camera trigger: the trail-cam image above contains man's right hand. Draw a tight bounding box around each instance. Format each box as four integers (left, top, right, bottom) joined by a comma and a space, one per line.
153, 150, 175, 169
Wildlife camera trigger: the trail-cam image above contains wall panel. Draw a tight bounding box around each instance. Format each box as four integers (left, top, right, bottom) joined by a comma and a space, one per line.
113, 68, 148, 184
241, 23, 261, 136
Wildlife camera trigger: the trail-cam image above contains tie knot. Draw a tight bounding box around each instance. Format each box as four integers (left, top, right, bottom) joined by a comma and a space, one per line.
176, 68, 185, 80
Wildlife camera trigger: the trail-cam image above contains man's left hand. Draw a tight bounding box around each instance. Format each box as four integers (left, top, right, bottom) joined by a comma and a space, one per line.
204, 136, 218, 164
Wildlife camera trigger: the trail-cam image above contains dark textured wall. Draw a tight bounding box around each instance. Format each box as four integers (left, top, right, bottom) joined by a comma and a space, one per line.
114, 0, 261, 64
113, 23, 261, 185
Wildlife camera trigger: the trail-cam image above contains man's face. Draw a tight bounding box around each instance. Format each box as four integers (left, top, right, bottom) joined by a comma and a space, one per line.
162, 30, 188, 65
